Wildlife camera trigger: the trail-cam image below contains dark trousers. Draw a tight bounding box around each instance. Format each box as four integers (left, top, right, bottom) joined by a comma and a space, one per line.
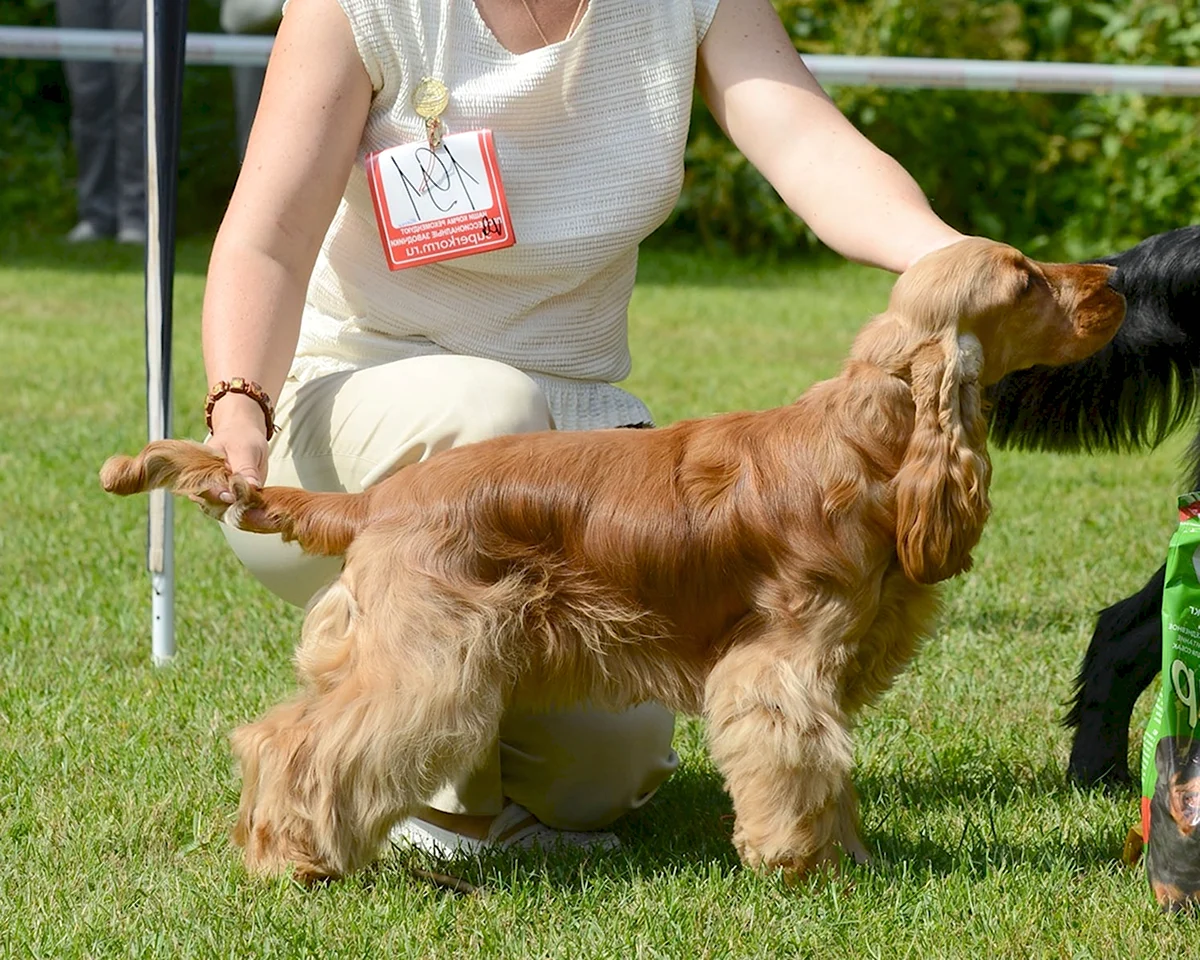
56, 0, 146, 233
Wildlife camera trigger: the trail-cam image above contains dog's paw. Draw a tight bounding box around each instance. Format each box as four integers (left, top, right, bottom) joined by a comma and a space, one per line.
188, 492, 231, 521
221, 476, 269, 531
836, 825, 872, 866
842, 839, 872, 866
734, 829, 840, 884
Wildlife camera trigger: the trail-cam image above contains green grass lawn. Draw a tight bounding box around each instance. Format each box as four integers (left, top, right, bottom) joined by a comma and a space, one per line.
1, 236, 1195, 957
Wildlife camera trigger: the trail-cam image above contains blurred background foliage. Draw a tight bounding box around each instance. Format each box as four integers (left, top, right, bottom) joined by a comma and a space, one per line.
0, 0, 238, 240
3, 0, 1199, 258
677, 0, 1200, 258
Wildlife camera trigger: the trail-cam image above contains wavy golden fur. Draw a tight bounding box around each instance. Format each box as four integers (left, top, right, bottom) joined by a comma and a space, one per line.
100, 238, 1125, 884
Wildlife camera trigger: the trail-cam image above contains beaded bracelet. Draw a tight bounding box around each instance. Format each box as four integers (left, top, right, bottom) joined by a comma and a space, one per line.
204, 378, 276, 440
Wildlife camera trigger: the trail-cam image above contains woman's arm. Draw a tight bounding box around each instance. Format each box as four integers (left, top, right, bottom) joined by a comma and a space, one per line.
201, 0, 372, 486
696, 0, 963, 274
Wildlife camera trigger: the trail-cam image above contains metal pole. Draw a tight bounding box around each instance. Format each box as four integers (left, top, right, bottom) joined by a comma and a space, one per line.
144, 0, 189, 664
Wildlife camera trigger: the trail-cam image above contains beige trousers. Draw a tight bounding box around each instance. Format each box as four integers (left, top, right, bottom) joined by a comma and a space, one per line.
221, 355, 678, 829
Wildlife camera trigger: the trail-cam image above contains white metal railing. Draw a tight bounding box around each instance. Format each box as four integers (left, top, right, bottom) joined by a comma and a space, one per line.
0, 26, 271, 67
4, 25, 1200, 95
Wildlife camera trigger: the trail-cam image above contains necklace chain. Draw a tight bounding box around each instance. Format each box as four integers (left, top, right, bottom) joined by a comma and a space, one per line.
516, 0, 587, 47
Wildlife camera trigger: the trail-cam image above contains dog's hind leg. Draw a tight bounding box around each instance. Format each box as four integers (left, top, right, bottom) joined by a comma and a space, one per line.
704, 627, 853, 882
1066, 566, 1164, 786
235, 580, 511, 881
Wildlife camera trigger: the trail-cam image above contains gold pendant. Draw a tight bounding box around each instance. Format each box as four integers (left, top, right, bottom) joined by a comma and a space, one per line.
412, 77, 449, 120
412, 77, 449, 150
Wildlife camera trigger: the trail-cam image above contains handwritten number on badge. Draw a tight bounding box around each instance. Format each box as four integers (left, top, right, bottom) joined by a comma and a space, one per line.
366, 129, 513, 269
390, 144, 482, 220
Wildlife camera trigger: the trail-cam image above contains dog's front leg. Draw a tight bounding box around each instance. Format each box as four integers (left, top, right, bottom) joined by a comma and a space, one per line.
704, 633, 854, 882
832, 781, 870, 865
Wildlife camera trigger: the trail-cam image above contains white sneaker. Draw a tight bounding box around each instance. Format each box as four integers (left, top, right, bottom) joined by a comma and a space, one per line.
65, 221, 109, 243
390, 803, 620, 858
117, 224, 147, 245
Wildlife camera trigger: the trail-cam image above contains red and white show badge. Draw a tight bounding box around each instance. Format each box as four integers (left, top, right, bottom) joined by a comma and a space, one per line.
365, 129, 515, 271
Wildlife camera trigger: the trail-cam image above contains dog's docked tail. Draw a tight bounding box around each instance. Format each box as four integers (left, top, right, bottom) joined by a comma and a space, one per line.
100, 439, 371, 556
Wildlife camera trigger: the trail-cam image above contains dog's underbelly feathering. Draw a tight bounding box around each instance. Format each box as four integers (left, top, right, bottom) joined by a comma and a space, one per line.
101, 238, 1125, 883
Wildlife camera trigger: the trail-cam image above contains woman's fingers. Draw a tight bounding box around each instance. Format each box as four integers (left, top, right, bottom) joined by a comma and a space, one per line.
189, 427, 269, 518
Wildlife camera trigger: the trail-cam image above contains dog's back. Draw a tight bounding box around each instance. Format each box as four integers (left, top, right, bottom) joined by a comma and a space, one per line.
98, 379, 915, 628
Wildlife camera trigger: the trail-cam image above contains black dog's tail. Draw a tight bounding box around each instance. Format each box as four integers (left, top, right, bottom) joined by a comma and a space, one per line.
987, 226, 1200, 453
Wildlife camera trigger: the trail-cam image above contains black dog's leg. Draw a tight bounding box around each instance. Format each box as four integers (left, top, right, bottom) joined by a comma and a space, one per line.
1066, 566, 1165, 786
985, 227, 1200, 787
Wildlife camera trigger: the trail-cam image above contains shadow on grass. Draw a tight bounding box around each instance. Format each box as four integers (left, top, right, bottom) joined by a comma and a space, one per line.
366, 763, 742, 895
361, 742, 1133, 896
855, 752, 1133, 879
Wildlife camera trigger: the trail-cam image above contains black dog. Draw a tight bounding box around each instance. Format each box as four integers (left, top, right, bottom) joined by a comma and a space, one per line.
987, 225, 1200, 786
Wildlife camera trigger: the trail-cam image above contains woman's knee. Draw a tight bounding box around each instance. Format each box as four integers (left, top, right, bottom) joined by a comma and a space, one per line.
500, 703, 679, 831
458, 357, 553, 436
383, 355, 553, 443
220, 355, 554, 609
280, 355, 554, 491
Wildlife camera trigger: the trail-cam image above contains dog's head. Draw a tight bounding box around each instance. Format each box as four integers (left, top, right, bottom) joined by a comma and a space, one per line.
984, 225, 1200, 454
1148, 735, 1200, 910
886, 237, 1126, 385
850, 239, 1124, 585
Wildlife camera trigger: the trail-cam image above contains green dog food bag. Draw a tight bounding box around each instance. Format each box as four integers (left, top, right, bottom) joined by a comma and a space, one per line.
1141, 492, 1200, 911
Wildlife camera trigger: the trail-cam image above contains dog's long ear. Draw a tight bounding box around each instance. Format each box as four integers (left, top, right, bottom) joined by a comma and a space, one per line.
229, 700, 328, 880
894, 333, 992, 585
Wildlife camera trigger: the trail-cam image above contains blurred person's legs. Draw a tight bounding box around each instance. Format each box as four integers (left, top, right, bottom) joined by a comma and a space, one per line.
57, 0, 117, 240
56, 0, 144, 243
219, 0, 280, 159
111, 0, 145, 243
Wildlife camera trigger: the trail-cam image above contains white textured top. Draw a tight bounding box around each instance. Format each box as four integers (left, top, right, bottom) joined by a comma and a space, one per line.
290, 0, 721, 429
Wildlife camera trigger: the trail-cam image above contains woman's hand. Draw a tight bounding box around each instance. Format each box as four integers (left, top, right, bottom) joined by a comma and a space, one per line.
194, 394, 271, 514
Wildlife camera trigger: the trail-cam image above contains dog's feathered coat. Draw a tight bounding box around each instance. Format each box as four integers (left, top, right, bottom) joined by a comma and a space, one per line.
987, 226, 1200, 786
101, 239, 1124, 882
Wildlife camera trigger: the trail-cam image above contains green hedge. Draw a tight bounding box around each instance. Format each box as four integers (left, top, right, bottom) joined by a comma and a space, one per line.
675, 0, 1200, 258
4, 1, 1200, 257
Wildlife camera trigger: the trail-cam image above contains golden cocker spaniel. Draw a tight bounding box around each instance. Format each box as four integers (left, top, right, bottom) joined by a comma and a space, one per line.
101, 238, 1125, 883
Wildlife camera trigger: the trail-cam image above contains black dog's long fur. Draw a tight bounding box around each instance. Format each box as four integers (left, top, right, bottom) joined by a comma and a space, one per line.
987, 225, 1200, 786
